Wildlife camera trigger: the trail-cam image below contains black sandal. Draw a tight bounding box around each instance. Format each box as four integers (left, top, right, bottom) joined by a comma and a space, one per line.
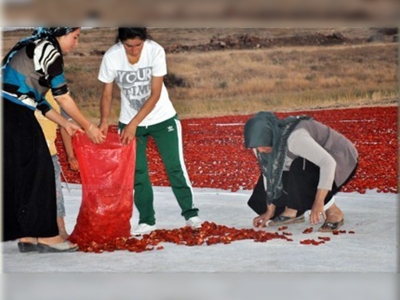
18, 239, 38, 253
270, 214, 305, 226
319, 219, 344, 232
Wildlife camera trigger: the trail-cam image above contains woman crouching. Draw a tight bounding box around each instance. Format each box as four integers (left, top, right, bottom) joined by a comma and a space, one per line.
244, 112, 358, 232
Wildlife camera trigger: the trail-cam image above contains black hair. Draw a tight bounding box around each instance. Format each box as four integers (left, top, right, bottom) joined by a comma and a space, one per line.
116, 27, 151, 43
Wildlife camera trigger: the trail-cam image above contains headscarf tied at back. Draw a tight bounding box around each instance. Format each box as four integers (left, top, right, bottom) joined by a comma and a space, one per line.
2, 27, 79, 66
244, 112, 311, 204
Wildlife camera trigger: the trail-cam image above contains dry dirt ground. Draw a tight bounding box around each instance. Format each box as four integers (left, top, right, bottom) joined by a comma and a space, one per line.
1, 27, 398, 115
2, 27, 398, 56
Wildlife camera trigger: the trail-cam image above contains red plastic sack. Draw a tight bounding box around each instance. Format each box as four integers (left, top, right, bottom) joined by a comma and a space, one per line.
69, 131, 136, 245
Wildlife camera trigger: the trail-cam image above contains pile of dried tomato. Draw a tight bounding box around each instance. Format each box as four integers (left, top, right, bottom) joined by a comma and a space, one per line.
78, 221, 293, 253
57, 106, 397, 194
77, 221, 357, 251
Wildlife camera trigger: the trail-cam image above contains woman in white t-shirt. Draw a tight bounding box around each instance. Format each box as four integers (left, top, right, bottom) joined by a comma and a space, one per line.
98, 28, 202, 235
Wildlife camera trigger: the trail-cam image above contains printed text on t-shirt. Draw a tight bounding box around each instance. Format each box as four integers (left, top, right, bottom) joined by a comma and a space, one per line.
117, 67, 152, 111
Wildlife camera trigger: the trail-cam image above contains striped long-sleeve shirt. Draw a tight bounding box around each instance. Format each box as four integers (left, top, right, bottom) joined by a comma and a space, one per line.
2, 38, 69, 115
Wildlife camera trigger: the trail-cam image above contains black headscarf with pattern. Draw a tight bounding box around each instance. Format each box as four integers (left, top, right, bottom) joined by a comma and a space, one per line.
244, 112, 311, 204
2, 27, 79, 66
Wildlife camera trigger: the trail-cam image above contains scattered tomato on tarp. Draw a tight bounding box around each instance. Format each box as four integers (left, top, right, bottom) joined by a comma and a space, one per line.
77, 221, 293, 253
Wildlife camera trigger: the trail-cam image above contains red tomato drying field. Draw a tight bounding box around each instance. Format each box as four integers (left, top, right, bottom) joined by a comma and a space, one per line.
57, 106, 397, 194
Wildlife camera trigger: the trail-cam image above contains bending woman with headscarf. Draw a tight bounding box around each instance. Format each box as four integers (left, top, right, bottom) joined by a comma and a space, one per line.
2, 27, 105, 253
244, 112, 358, 232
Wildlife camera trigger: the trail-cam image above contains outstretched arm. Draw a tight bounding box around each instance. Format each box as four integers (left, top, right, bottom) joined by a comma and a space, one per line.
60, 127, 79, 171
44, 109, 83, 136
120, 76, 163, 145
55, 93, 105, 144
99, 82, 114, 136
288, 129, 336, 224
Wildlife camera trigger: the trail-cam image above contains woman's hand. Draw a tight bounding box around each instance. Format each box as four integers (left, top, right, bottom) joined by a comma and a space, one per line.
55, 93, 104, 144
85, 124, 106, 144
63, 120, 84, 136
99, 119, 109, 136
310, 202, 326, 225
118, 76, 163, 146
310, 189, 329, 225
253, 203, 276, 228
45, 109, 83, 137
68, 156, 79, 171
120, 122, 137, 145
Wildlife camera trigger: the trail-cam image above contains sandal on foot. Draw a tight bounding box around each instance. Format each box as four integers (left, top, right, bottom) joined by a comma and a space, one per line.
37, 241, 78, 253
18, 241, 38, 253
270, 214, 305, 226
319, 219, 344, 232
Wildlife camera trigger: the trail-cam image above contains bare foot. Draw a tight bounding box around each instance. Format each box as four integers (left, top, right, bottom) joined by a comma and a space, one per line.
325, 203, 344, 223
38, 235, 65, 245
279, 207, 298, 218
38, 236, 78, 249
59, 230, 70, 240
19, 237, 38, 244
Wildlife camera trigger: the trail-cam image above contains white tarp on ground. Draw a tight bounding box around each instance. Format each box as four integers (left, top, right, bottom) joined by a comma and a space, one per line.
1, 184, 398, 300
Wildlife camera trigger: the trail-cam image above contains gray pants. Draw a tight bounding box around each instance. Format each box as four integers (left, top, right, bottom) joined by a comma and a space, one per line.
52, 155, 66, 218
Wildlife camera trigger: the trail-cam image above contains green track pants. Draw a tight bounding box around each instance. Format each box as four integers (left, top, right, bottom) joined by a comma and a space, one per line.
119, 115, 199, 225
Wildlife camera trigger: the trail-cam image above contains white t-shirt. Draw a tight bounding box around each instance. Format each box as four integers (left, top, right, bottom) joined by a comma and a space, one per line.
98, 40, 176, 126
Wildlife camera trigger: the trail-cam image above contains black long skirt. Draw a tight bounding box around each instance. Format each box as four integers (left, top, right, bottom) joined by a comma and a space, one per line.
247, 157, 346, 217
2, 99, 58, 241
